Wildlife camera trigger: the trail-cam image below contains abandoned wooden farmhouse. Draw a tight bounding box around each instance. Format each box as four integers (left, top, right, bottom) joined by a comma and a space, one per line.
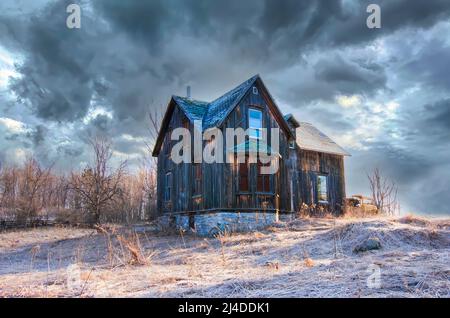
152, 75, 349, 233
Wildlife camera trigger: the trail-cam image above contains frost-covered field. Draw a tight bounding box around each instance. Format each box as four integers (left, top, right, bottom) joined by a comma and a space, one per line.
0, 216, 449, 297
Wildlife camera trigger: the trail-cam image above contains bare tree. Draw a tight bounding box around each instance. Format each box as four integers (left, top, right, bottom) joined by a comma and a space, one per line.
0, 157, 53, 223
143, 107, 162, 220
70, 137, 127, 225
367, 167, 400, 215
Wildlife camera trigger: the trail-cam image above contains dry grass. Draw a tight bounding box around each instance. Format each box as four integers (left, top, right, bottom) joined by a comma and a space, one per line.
0, 215, 449, 298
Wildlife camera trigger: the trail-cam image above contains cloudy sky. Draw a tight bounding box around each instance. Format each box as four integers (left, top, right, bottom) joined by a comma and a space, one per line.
0, 0, 449, 215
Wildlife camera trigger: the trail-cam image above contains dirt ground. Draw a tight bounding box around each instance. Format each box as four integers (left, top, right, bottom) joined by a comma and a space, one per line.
0, 215, 449, 298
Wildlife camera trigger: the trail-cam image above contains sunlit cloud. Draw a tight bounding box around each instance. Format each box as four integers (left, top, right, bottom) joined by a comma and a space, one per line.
82, 106, 114, 125
336, 95, 362, 108
0, 117, 28, 134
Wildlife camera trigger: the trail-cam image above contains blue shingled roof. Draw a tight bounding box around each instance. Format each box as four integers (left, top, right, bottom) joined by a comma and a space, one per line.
203, 75, 258, 129
172, 75, 259, 130
172, 96, 209, 122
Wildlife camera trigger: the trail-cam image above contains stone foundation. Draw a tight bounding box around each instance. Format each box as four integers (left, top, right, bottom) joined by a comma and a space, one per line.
158, 211, 296, 237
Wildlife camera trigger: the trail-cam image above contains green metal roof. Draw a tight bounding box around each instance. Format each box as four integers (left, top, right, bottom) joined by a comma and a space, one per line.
227, 139, 279, 155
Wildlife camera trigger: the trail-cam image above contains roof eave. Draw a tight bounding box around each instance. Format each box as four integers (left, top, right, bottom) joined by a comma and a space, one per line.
298, 146, 351, 157
152, 97, 176, 157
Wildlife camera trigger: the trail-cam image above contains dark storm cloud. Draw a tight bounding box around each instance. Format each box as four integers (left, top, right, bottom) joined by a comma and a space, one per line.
423, 99, 450, 130
92, 0, 175, 53
26, 124, 47, 146
414, 98, 450, 145
2, 0, 449, 125
1, 0, 104, 122
401, 39, 450, 91
327, 0, 450, 46
315, 55, 387, 95
306, 107, 354, 132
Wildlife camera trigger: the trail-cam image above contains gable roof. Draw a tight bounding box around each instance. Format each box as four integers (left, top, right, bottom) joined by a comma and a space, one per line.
296, 122, 350, 156
152, 75, 293, 156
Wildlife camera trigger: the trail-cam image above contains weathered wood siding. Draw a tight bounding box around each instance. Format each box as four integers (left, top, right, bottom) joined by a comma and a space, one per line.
216, 81, 291, 212
157, 107, 194, 214
295, 150, 346, 214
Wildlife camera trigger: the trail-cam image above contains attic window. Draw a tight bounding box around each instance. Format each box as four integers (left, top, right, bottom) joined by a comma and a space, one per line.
252, 87, 258, 95
249, 108, 263, 139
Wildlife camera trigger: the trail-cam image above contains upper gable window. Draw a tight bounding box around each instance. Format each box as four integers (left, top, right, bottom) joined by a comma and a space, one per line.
249, 108, 263, 139
252, 86, 258, 95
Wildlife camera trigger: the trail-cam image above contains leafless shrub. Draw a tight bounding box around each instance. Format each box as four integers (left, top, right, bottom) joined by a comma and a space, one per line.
0, 157, 53, 224
144, 108, 162, 220
95, 225, 150, 267
69, 137, 127, 226
367, 168, 400, 215
117, 233, 149, 265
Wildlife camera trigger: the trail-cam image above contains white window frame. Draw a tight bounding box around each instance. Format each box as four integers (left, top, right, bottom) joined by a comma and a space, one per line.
248, 108, 263, 140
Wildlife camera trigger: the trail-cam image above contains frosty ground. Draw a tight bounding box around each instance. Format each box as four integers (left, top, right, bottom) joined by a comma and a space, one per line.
0, 216, 449, 297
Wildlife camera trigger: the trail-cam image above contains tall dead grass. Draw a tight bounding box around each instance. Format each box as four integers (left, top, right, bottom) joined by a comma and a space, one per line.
94, 225, 152, 267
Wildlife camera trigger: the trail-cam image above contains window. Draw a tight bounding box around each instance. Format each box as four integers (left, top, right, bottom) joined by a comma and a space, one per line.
289, 139, 296, 149
193, 164, 202, 195
248, 108, 263, 139
252, 86, 258, 95
239, 162, 249, 192
257, 161, 271, 193
317, 175, 328, 203
164, 173, 172, 201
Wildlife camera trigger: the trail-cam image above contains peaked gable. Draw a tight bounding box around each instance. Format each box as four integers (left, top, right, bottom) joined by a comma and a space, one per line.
152, 75, 294, 156
203, 75, 258, 129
